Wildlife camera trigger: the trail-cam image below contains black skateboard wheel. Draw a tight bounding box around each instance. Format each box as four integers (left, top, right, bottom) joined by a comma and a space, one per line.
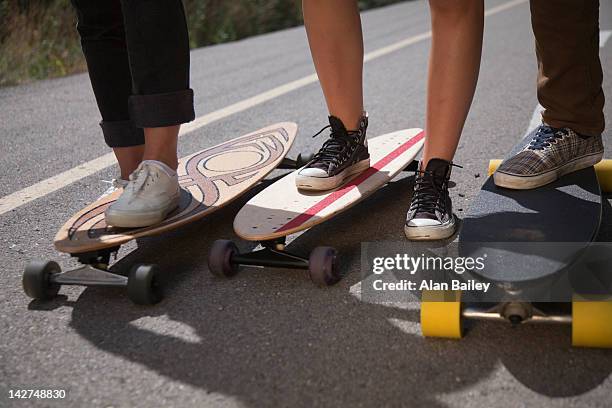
127, 264, 163, 305
208, 240, 239, 278
308, 246, 340, 286
23, 260, 61, 300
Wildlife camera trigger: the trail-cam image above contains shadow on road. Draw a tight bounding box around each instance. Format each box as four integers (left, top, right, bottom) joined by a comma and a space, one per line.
57, 175, 611, 406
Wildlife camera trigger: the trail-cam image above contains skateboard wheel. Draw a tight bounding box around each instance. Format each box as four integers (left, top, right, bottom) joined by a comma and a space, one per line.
420, 290, 462, 339
488, 160, 502, 177
308, 246, 340, 286
127, 264, 163, 305
23, 260, 61, 300
572, 296, 612, 348
208, 240, 239, 278
594, 159, 612, 193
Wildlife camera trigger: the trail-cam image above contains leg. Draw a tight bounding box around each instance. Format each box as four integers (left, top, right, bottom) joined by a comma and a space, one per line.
120, 0, 194, 171
302, 0, 364, 130
423, 0, 484, 166
142, 126, 180, 170
104, 0, 194, 227
530, 0, 604, 136
405, 0, 484, 241
113, 146, 145, 180
296, 0, 370, 191
494, 0, 604, 190
71, 0, 144, 179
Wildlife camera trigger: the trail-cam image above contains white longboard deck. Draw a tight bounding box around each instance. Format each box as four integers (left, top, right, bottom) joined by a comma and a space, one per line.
234, 128, 424, 241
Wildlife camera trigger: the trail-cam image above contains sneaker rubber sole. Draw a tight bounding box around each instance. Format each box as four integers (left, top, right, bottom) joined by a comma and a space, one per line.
105, 198, 179, 228
494, 151, 603, 190
295, 159, 370, 191
404, 216, 457, 241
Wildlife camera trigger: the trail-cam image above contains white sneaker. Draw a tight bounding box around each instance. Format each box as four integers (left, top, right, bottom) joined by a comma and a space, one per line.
98, 178, 128, 200
105, 160, 180, 228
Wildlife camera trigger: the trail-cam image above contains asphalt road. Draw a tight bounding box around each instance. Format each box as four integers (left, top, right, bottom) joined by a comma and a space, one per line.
1, 0, 612, 407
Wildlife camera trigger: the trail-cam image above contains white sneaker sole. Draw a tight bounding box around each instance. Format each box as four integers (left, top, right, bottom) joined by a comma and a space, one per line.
295, 159, 370, 191
494, 151, 603, 190
404, 216, 457, 241
105, 198, 180, 228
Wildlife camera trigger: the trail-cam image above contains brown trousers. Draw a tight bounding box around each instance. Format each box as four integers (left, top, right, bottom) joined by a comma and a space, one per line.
530, 0, 605, 136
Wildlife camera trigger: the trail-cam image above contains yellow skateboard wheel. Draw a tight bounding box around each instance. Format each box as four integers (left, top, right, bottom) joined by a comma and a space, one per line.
572, 296, 612, 348
488, 160, 502, 177
595, 160, 612, 194
420, 290, 463, 339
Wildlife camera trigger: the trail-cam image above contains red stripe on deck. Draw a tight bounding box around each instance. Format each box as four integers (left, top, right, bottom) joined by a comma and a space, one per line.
277, 131, 424, 233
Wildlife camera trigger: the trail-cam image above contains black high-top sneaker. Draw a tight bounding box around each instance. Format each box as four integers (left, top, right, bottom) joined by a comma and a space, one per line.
405, 158, 456, 241
295, 113, 370, 191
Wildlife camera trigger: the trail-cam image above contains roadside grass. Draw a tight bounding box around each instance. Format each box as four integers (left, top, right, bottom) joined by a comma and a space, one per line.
0, 0, 84, 86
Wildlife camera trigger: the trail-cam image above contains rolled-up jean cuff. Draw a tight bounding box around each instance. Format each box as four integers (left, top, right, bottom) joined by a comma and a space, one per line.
129, 89, 195, 128
100, 120, 145, 148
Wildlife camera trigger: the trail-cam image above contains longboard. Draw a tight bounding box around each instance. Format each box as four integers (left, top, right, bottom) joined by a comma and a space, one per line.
419, 129, 612, 348
208, 129, 425, 286
23, 123, 300, 305
462, 133, 601, 292
55, 122, 298, 253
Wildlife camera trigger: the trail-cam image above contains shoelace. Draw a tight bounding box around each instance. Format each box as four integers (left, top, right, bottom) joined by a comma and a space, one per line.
125, 163, 156, 198
410, 171, 446, 215
310, 125, 360, 167
99, 178, 127, 198
528, 126, 569, 150
410, 164, 461, 216
103, 179, 126, 189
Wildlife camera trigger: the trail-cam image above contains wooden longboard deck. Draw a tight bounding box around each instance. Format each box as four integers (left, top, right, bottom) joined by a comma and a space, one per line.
55, 122, 297, 254
234, 129, 424, 241
459, 131, 602, 284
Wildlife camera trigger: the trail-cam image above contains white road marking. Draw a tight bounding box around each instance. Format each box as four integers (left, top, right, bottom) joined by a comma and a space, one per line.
0, 153, 118, 216
0, 0, 528, 216
525, 104, 543, 136
601, 30, 612, 48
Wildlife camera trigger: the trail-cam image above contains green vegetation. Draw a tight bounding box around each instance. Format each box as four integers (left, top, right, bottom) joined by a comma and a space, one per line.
0, 0, 405, 86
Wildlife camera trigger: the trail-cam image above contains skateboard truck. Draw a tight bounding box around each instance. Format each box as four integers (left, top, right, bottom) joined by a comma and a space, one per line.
23, 247, 163, 305
208, 238, 341, 286
461, 301, 571, 325
421, 290, 612, 347
231, 238, 310, 270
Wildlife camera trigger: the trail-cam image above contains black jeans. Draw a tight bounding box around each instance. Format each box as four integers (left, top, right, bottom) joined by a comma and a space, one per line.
71, 0, 195, 148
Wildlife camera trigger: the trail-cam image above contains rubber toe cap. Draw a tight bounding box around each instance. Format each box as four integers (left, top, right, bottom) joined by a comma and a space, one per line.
298, 167, 328, 178
406, 218, 442, 227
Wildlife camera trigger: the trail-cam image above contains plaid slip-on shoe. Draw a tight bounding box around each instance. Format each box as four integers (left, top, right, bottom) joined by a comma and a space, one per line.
494, 125, 604, 190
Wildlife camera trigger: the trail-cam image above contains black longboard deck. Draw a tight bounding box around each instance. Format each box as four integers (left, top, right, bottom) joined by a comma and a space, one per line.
459, 133, 602, 284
